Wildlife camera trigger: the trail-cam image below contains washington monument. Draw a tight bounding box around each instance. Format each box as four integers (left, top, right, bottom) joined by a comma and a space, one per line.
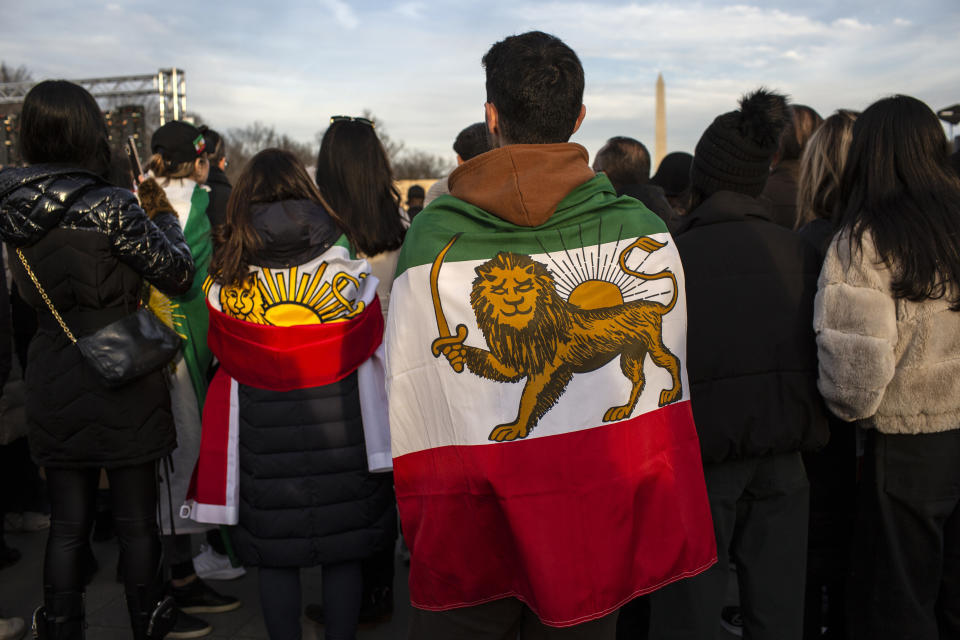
655, 73, 666, 169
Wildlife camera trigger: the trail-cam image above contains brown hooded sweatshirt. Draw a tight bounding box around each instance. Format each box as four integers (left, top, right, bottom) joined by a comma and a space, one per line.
447, 143, 596, 227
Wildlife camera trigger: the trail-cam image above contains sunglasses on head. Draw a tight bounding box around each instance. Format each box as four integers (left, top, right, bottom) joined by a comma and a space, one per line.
330, 115, 375, 128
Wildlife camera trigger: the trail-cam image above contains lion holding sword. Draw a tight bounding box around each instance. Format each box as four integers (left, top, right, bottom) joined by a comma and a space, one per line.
430, 234, 683, 442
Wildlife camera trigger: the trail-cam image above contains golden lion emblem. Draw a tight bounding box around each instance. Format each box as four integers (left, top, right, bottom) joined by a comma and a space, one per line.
219, 275, 267, 324
430, 236, 682, 442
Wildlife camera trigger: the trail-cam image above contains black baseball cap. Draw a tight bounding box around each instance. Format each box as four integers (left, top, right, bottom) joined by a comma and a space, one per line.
151, 121, 207, 163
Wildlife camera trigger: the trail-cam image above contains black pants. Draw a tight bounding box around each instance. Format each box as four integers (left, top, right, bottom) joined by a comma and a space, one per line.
408, 598, 619, 640
803, 414, 857, 639
847, 429, 960, 640
649, 452, 809, 640
259, 561, 363, 640
45, 463, 162, 596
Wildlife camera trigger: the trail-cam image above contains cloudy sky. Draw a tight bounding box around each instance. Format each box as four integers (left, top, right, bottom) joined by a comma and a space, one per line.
5, 0, 959, 165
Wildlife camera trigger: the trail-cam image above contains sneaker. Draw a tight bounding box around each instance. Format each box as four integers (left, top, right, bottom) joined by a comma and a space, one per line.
304, 586, 393, 626
720, 605, 743, 637
171, 578, 241, 614
165, 610, 212, 639
0, 616, 25, 640
193, 545, 245, 581
4, 512, 50, 532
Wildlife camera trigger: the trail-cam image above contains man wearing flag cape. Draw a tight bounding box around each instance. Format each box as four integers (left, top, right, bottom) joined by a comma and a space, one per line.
385, 31, 717, 638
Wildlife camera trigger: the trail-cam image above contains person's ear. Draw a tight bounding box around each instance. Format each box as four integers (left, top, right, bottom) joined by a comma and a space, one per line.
456, 154, 464, 166
485, 102, 500, 145
571, 104, 586, 135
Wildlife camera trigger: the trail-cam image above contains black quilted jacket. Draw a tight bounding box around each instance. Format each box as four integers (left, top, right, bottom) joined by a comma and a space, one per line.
230, 200, 396, 568
0, 165, 195, 468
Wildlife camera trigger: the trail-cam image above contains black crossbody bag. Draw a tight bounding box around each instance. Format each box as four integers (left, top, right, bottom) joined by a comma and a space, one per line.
16, 248, 182, 387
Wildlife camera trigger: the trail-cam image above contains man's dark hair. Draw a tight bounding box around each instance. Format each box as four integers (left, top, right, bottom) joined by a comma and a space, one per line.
453, 123, 492, 161
593, 137, 651, 190
482, 31, 584, 144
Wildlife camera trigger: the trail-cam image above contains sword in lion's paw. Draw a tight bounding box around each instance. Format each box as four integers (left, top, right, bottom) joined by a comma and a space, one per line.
429, 233, 469, 372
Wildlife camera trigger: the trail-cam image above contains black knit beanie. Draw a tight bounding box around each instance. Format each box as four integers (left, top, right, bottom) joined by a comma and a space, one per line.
691, 88, 791, 198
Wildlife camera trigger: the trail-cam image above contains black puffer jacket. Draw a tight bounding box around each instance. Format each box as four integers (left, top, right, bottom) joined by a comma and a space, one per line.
676, 190, 828, 463
0, 165, 194, 468
228, 200, 396, 568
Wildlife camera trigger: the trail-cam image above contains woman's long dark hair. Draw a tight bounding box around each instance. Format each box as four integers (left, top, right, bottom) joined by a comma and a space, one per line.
315, 120, 405, 257
838, 95, 960, 310
210, 148, 339, 285
18, 80, 111, 176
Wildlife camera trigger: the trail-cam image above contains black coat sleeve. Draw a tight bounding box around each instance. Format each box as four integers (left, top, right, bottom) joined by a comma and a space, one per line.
102, 190, 196, 296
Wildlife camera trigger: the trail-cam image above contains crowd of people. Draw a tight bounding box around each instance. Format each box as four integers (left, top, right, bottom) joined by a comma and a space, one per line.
0, 28, 959, 640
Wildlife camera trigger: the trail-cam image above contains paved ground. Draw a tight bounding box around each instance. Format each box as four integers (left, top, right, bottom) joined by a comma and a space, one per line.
0, 527, 411, 639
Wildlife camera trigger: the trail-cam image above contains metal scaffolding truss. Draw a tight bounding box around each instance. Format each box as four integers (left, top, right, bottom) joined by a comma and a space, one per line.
0, 68, 187, 124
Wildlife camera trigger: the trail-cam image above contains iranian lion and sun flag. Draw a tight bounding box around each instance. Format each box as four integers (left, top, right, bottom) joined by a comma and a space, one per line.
180, 239, 391, 525
386, 179, 716, 627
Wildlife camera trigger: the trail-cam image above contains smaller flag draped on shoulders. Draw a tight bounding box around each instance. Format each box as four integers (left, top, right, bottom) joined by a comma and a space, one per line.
183, 241, 391, 526
204, 242, 383, 391
386, 174, 716, 626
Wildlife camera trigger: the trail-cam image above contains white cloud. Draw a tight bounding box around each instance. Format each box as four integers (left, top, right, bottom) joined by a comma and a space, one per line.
319, 0, 359, 29
394, 2, 426, 19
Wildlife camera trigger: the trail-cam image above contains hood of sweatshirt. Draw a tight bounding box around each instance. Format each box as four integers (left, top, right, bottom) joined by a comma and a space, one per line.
447, 143, 596, 227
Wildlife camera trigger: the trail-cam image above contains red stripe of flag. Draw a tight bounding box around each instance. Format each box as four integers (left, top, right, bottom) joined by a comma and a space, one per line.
394, 400, 716, 627
188, 368, 232, 509
206, 296, 383, 391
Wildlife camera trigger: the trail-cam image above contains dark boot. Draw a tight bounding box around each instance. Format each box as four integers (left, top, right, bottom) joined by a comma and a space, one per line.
31, 589, 84, 639
126, 584, 178, 640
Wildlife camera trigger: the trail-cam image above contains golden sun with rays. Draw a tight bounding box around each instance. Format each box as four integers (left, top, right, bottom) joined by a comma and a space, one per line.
254, 264, 367, 326
537, 225, 673, 309
147, 286, 188, 339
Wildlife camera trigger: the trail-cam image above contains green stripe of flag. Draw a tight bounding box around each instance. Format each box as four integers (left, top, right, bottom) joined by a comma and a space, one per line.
395, 174, 667, 276
334, 234, 357, 258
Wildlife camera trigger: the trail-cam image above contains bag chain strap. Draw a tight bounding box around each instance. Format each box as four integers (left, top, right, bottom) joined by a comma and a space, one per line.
15, 248, 77, 344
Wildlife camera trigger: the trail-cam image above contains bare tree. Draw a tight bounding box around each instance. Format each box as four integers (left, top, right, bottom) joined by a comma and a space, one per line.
392, 149, 454, 180
224, 121, 316, 181
0, 62, 31, 83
